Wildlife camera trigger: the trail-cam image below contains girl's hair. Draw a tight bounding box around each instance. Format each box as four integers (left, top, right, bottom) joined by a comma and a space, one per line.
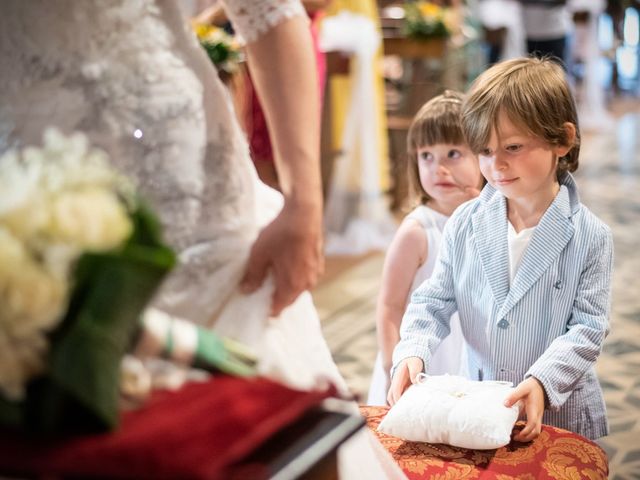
462, 57, 580, 177
406, 90, 465, 205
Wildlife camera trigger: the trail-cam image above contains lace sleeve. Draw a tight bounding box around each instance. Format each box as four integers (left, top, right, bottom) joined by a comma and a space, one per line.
221, 0, 308, 44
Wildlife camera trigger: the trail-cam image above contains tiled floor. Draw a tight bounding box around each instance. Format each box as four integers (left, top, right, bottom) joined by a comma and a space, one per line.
312, 97, 640, 479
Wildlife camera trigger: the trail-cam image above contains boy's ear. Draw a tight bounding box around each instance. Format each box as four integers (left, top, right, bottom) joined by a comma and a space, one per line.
554, 122, 577, 157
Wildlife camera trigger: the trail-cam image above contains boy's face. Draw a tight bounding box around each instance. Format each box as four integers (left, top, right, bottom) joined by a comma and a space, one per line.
477, 111, 570, 205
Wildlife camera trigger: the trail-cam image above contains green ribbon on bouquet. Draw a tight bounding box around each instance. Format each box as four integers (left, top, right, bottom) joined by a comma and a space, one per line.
139, 309, 257, 378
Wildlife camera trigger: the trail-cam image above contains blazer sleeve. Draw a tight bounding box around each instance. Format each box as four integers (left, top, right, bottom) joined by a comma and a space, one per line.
526, 223, 613, 411
391, 207, 462, 375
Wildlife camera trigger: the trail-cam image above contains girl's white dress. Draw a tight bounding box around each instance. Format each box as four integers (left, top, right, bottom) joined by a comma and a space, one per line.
0, 1, 405, 477
368, 205, 467, 405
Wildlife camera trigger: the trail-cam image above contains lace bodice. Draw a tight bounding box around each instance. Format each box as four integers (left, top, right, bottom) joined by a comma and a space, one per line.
0, 0, 304, 325
223, 0, 306, 42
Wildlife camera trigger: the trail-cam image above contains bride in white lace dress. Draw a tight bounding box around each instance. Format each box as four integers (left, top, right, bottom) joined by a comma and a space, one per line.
0, 1, 405, 477
0, 0, 331, 392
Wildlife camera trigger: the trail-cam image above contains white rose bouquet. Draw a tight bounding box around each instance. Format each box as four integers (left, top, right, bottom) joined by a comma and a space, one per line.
0, 129, 175, 434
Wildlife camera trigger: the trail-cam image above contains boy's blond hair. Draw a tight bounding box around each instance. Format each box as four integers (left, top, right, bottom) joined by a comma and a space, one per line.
462, 57, 580, 177
406, 90, 466, 206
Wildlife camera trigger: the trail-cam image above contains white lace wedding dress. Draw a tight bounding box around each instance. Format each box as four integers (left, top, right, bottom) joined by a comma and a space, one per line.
0, 1, 405, 477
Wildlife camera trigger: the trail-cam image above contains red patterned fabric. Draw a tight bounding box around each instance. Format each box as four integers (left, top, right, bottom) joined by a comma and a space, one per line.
0, 377, 335, 480
360, 406, 609, 480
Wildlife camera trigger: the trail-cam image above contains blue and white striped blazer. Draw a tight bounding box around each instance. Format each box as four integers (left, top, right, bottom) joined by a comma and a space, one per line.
393, 173, 613, 439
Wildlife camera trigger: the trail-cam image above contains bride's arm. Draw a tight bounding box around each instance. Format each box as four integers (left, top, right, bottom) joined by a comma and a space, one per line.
223, 0, 323, 315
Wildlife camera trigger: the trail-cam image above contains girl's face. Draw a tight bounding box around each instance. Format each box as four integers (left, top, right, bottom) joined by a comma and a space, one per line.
478, 111, 570, 206
417, 142, 483, 215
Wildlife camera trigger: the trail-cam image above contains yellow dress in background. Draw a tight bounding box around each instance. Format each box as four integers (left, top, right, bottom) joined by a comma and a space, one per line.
323, 0, 390, 195
320, 0, 397, 255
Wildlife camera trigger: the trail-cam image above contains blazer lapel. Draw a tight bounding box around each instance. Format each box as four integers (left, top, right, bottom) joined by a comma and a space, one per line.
472, 192, 510, 310
498, 185, 575, 319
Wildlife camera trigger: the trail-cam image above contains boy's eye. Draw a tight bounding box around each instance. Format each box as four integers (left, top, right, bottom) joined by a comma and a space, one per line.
448, 149, 462, 159
506, 144, 523, 152
418, 151, 432, 161
479, 148, 493, 157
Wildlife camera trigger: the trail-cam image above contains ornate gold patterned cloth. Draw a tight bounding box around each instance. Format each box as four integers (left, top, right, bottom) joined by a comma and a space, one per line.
360, 406, 608, 479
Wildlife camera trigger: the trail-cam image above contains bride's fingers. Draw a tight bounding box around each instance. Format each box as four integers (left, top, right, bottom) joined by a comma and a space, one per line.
240, 241, 270, 294
271, 291, 293, 316
270, 276, 295, 316
270, 257, 310, 315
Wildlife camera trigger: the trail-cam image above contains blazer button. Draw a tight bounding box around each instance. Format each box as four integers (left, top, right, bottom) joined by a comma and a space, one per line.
498, 318, 510, 329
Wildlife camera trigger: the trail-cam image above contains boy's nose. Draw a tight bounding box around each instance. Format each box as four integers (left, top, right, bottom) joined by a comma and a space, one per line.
491, 152, 508, 170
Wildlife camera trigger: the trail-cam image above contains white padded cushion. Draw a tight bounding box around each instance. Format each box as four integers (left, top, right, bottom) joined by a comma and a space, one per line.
378, 375, 520, 449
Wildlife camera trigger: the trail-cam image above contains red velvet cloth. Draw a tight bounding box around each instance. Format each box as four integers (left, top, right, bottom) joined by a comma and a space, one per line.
361, 406, 609, 479
0, 377, 335, 480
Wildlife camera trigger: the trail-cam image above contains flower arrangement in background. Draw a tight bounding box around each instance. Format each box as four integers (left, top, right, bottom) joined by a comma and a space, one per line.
192, 22, 242, 74
0, 129, 175, 433
403, 1, 452, 40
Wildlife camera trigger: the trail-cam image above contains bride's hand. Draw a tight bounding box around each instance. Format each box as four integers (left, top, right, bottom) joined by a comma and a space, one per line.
240, 15, 323, 315
240, 200, 324, 316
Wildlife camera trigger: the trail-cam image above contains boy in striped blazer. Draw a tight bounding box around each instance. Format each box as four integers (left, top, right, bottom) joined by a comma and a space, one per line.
389, 57, 613, 442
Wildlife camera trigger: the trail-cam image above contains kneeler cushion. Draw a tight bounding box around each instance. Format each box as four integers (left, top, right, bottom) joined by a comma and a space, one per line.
0, 376, 336, 479
361, 406, 609, 480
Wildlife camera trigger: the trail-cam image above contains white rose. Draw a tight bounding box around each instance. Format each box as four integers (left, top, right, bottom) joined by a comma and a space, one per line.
0, 228, 68, 337
0, 228, 67, 399
40, 242, 81, 283
0, 194, 49, 242
0, 330, 48, 401
47, 187, 133, 252
0, 129, 142, 401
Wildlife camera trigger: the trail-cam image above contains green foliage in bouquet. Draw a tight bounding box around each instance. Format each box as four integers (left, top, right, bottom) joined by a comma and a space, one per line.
59, 208, 171, 432
403, 1, 450, 40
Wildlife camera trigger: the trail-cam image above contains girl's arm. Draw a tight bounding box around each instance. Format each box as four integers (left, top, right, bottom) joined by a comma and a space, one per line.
376, 219, 427, 376
390, 207, 464, 393
387, 212, 460, 404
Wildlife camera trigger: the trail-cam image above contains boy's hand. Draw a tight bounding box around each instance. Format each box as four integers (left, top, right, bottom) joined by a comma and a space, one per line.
504, 377, 546, 442
387, 357, 424, 406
